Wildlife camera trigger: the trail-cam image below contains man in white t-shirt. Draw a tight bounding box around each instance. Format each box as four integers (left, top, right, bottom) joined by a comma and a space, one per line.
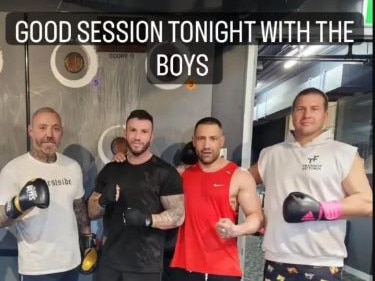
249, 87, 373, 281
0, 107, 95, 281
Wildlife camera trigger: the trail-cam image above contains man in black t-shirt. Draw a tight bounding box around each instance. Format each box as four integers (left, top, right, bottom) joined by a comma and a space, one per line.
88, 109, 184, 281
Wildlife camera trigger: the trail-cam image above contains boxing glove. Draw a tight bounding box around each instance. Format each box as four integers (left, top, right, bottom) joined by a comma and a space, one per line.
80, 234, 98, 274
123, 208, 152, 227
283, 191, 343, 223
98, 185, 118, 207
180, 141, 198, 165
5, 178, 50, 219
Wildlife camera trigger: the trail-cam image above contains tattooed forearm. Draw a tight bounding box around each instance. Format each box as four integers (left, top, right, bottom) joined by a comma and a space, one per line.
88, 192, 105, 220
73, 197, 91, 235
151, 194, 185, 230
0, 205, 13, 228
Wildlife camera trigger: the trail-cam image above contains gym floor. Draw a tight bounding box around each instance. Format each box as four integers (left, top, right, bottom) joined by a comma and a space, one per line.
243, 236, 366, 281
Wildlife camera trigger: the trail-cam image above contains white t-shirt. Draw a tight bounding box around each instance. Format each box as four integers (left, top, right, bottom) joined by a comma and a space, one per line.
258, 129, 356, 267
0, 153, 84, 275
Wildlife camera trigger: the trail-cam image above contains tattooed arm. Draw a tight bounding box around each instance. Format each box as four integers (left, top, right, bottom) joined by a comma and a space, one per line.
151, 194, 184, 230
87, 191, 105, 220
0, 205, 13, 228
73, 197, 91, 235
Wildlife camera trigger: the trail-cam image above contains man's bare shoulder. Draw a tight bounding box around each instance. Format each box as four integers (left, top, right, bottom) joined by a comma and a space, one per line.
234, 166, 253, 177
233, 167, 256, 187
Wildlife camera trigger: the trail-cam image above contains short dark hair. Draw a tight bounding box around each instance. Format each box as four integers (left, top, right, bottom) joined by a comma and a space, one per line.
292, 87, 329, 111
126, 109, 153, 126
194, 117, 222, 134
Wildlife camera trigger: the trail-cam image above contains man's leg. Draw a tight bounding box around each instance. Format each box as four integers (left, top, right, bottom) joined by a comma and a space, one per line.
94, 263, 122, 281
169, 268, 192, 281
170, 268, 237, 281
263, 260, 343, 281
208, 274, 241, 281
121, 271, 161, 281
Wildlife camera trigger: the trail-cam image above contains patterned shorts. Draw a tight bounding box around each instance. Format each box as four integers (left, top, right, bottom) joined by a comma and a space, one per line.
263, 260, 343, 281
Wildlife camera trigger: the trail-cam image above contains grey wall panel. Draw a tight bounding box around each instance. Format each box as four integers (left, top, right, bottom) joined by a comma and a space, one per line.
212, 45, 248, 164
0, 12, 27, 169
0, 11, 27, 281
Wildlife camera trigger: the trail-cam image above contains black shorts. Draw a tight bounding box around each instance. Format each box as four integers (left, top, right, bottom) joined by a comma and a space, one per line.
169, 268, 241, 281
94, 264, 161, 281
263, 259, 343, 281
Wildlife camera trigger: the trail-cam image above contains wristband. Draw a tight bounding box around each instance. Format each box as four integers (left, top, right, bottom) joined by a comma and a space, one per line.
320, 201, 343, 220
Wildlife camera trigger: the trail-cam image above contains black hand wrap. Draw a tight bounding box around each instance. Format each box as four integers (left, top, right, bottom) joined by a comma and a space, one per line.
5, 178, 50, 219
80, 234, 98, 274
123, 208, 152, 227
98, 185, 117, 208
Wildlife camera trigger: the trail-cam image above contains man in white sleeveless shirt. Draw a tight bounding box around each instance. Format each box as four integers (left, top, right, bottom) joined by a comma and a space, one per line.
249, 87, 372, 281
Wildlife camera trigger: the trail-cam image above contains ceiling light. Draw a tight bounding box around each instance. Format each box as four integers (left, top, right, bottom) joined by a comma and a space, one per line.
283, 45, 323, 69
284, 60, 298, 69
301, 45, 323, 56
283, 46, 300, 69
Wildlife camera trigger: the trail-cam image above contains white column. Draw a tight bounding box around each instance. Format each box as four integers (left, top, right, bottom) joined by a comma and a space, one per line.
238, 44, 258, 281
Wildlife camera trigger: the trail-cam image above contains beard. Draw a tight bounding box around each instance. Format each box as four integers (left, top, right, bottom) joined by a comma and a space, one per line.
31, 138, 59, 162
127, 140, 151, 156
34, 139, 58, 156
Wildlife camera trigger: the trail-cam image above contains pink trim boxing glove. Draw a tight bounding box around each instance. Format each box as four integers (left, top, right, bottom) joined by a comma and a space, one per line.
283, 192, 343, 223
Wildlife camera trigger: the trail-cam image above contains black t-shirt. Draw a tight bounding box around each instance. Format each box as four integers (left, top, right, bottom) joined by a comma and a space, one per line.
95, 155, 183, 272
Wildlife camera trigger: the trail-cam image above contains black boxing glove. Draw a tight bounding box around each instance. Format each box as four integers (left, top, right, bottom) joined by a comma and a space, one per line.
98, 185, 118, 208
283, 192, 343, 223
5, 178, 50, 219
79, 234, 98, 274
180, 141, 198, 165
123, 208, 152, 227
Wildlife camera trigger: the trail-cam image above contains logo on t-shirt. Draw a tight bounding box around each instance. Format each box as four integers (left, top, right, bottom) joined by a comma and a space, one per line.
302, 155, 322, 171
46, 178, 72, 187
212, 183, 224, 188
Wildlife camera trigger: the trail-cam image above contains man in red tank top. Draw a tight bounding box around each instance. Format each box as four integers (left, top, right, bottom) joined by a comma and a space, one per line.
170, 117, 264, 281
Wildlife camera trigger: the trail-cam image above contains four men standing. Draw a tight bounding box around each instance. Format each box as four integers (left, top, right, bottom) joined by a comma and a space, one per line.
0, 90, 373, 281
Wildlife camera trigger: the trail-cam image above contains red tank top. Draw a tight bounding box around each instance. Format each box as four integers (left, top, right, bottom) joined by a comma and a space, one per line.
171, 162, 241, 276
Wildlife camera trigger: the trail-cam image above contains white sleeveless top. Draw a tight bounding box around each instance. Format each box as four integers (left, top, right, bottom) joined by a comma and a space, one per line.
258, 129, 356, 266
